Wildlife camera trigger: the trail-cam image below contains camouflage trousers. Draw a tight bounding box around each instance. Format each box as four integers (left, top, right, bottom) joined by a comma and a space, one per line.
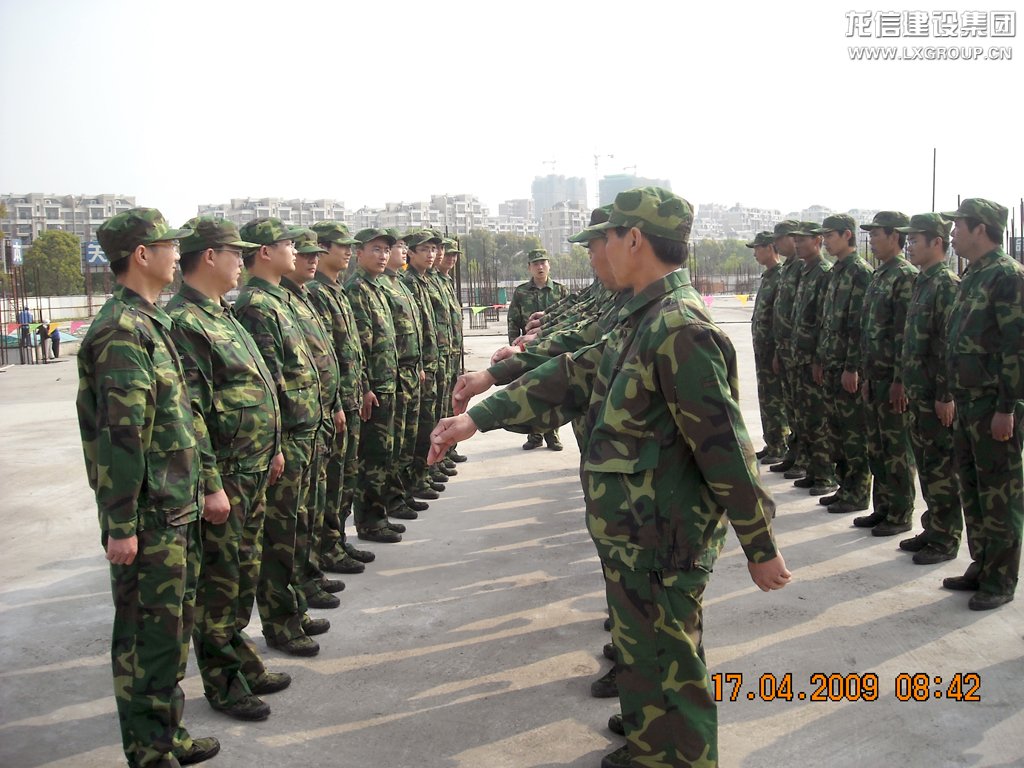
952, 396, 1024, 596
257, 433, 314, 644
864, 379, 916, 523
777, 348, 803, 464
106, 520, 199, 768
434, 354, 451, 423
354, 392, 395, 531
194, 471, 270, 709
411, 369, 438, 484
908, 400, 962, 555
826, 370, 870, 505
754, 347, 788, 454
298, 435, 331, 599
321, 407, 360, 565
391, 363, 422, 506
446, 351, 462, 419
604, 562, 717, 768
794, 357, 835, 483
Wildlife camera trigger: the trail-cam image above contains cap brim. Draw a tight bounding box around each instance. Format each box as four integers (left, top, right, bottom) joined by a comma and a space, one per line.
568, 226, 604, 243
859, 224, 883, 231
230, 238, 261, 249
939, 210, 964, 219
149, 226, 193, 242
893, 226, 924, 234
276, 226, 307, 242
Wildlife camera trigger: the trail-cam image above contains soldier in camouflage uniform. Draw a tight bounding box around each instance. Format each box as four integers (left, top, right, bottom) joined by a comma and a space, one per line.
167, 217, 291, 723
941, 199, 1024, 610
425, 240, 460, 480
402, 231, 445, 501
854, 212, 918, 535
768, 220, 805, 473
890, 213, 963, 564
506, 248, 570, 450
788, 223, 837, 495
77, 209, 220, 767
432, 188, 790, 768
813, 214, 872, 514
436, 239, 468, 466
233, 218, 327, 657
282, 232, 346, 610
346, 228, 404, 543
747, 231, 788, 463
307, 221, 376, 573
380, 232, 426, 520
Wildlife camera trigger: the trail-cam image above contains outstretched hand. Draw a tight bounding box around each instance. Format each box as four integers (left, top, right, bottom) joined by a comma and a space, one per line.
429, 414, 479, 464
748, 554, 791, 592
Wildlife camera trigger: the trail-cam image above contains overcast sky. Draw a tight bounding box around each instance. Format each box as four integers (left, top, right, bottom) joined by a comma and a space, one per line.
1, 0, 1021, 228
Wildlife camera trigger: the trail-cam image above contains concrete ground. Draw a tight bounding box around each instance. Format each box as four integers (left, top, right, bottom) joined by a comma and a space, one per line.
0, 297, 1021, 768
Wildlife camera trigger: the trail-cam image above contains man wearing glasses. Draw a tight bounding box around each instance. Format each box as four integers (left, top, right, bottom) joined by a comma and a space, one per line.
77, 209, 220, 766
166, 217, 291, 722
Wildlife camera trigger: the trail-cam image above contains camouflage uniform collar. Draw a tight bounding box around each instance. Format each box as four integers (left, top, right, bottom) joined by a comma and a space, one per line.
354, 264, 382, 284
875, 254, 908, 272
918, 261, 951, 280
968, 246, 1007, 271
800, 255, 826, 272
763, 262, 781, 275
246, 275, 289, 300
113, 284, 172, 329
280, 275, 308, 296
619, 268, 692, 321
313, 270, 341, 287
177, 281, 226, 318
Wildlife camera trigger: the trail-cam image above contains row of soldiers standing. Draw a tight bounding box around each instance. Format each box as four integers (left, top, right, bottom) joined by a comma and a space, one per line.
76, 209, 467, 767
750, 198, 1024, 611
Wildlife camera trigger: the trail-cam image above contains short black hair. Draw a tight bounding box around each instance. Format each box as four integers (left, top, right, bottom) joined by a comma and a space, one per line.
178, 249, 204, 275
614, 226, 689, 266
964, 217, 1003, 244
110, 256, 129, 276
882, 227, 907, 249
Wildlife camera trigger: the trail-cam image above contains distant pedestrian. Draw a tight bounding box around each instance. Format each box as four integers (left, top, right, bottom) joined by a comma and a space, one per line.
36, 320, 51, 363
50, 326, 61, 358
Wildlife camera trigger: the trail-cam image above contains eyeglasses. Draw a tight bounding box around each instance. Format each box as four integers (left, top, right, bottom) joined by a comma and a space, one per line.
149, 240, 181, 252
214, 248, 245, 260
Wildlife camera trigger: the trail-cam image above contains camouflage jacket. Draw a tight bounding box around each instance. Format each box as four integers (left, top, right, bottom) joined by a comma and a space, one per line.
427, 270, 454, 353
470, 269, 778, 575
166, 282, 281, 491
945, 247, 1024, 411
540, 282, 606, 336
507, 278, 570, 342
790, 257, 832, 362
345, 265, 398, 393
307, 272, 368, 412
898, 262, 960, 403
860, 256, 917, 382
77, 285, 201, 539
381, 269, 423, 367
752, 262, 782, 355
439, 272, 463, 351
401, 268, 439, 372
232, 276, 323, 441
770, 256, 803, 356
489, 289, 630, 385
817, 254, 871, 372
282, 276, 342, 431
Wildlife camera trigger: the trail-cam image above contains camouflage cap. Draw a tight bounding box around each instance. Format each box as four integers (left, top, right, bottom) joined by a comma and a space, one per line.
441, 237, 458, 250
444, 242, 463, 255
384, 227, 405, 243
789, 221, 823, 237
405, 230, 443, 248
895, 212, 953, 238
745, 231, 776, 248
239, 217, 305, 246
527, 248, 549, 263
591, 187, 693, 242
311, 220, 358, 246
294, 229, 327, 255
812, 213, 857, 235
354, 227, 397, 247
95, 207, 193, 263
773, 219, 801, 237
859, 211, 910, 231
940, 198, 1008, 230
568, 205, 614, 244
179, 216, 258, 255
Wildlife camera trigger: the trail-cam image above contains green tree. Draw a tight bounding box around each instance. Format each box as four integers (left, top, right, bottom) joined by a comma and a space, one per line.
23, 230, 85, 295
